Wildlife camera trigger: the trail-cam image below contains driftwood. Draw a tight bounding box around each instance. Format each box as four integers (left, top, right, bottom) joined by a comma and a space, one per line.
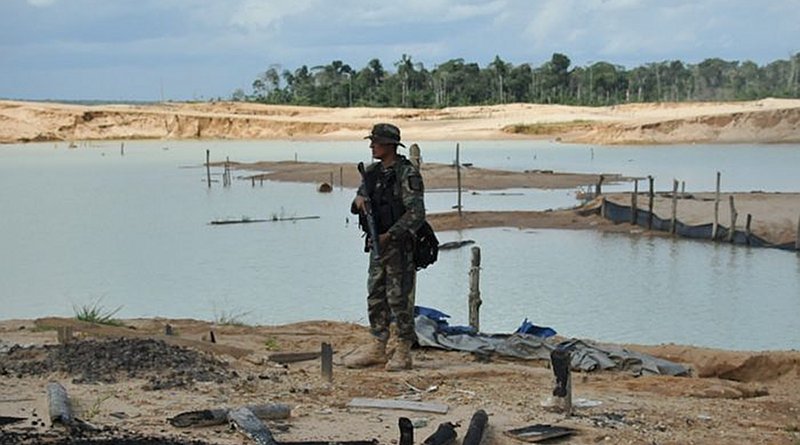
169, 403, 291, 428
423, 422, 458, 445
47, 382, 72, 426
438, 240, 475, 250
228, 407, 278, 445
210, 216, 320, 225
268, 351, 322, 364
0, 416, 26, 426
347, 398, 449, 414
463, 409, 489, 445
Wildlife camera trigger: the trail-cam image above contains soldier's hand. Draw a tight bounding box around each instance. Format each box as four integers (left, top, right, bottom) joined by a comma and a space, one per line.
378, 233, 391, 250
353, 195, 366, 213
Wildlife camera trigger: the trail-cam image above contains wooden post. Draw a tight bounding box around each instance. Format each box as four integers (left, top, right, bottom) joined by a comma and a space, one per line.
468, 246, 482, 332
206, 149, 211, 188
681, 181, 686, 197
456, 143, 462, 216
120, 142, 125, 156
47, 382, 73, 426
596, 174, 604, 196
601, 197, 607, 219
745, 214, 752, 246
329, 171, 334, 188
795, 215, 800, 252
321, 342, 333, 383
712, 171, 721, 240
727, 195, 738, 243
251, 177, 255, 187
647, 175, 654, 230
339, 166, 343, 190
57, 327, 73, 345
630, 179, 639, 225
550, 348, 572, 416
409, 143, 421, 168
671, 179, 679, 235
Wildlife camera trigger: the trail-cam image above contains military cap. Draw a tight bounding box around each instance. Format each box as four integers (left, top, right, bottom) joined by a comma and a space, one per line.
365, 123, 405, 147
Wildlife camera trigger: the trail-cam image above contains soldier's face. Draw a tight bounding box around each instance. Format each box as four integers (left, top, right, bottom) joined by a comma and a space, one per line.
370, 141, 393, 160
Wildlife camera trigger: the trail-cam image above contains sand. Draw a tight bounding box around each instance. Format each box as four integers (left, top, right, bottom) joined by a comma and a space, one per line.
2, 98, 800, 145
2, 318, 800, 445
2, 99, 800, 443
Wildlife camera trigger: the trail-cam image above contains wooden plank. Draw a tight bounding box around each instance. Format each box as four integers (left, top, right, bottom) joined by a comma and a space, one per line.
347, 398, 448, 414
228, 407, 278, 445
34, 317, 252, 359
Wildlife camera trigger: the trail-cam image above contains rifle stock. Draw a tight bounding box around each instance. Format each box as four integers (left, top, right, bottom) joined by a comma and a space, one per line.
357, 162, 381, 260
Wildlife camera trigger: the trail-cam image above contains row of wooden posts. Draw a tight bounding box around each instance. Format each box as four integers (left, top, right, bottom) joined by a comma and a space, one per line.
602, 171, 800, 251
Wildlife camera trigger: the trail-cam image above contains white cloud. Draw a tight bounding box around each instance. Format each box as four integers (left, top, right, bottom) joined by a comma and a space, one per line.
228, 0, 316, 31
26, 0, 58, 6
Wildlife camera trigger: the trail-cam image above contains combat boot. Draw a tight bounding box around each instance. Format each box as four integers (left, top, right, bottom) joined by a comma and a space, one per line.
385, 340, 412, 371
344, 336, 387, 368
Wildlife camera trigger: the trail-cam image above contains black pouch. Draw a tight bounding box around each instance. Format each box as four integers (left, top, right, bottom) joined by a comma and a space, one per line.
413, 221, 439, 270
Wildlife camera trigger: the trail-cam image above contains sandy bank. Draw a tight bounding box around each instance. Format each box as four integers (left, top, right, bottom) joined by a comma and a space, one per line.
2, 98, 800, 145
2, 318, 800, 445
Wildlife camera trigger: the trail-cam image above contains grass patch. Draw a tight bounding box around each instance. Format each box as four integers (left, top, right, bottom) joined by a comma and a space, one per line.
213, 308, 252, 327
73, 299, 123, 326
503, 120, 595, 135
263, 337, 279, 350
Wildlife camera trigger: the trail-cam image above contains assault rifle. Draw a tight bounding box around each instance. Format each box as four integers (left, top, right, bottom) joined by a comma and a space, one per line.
357, 162, 381, 260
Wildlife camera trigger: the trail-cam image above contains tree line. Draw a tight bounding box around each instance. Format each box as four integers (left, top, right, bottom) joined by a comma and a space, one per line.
233, 52, 800, 108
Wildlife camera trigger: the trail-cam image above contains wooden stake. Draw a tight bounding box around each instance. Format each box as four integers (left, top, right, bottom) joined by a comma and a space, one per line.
647, 175, 654, 230
712, 171, 721, 240
630, 179, 639, 225
456, 143, 462, 216
728, 195, 738, 243
339, 166, 343, 190
671, 179, 679, 235
206, 149, 211, 188
796, 214, 800, 252
745, 214, 752, 246
468, 246, 482, 332
321, 342, 333, 383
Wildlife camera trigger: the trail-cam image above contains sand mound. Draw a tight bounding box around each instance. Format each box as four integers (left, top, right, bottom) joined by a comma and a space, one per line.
3, 99, 800, 145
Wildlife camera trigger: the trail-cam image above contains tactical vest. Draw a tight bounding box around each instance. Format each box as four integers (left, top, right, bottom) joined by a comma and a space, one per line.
364, 162, 407, 234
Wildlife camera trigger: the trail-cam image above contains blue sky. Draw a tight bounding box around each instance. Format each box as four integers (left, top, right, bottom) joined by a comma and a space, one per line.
2, 0, 799, 101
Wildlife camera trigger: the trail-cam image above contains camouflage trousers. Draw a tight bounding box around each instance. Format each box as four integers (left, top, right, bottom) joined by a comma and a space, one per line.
366, 237, 417, 343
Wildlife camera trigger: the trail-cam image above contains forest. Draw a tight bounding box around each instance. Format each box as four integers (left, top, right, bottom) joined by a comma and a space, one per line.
235, 52, 800, 108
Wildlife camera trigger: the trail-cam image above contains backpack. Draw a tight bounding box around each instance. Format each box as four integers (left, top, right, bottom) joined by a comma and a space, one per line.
413, 221, 439, 270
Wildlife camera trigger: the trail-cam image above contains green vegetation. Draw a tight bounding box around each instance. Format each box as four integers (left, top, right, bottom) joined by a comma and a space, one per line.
263, 337, 279, 350
237, 53, 800, 108
73, 300, 123, 326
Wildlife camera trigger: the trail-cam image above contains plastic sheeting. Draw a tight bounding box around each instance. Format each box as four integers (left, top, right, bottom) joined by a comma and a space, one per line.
414, 316, 689, 376
601, 199, 797, 251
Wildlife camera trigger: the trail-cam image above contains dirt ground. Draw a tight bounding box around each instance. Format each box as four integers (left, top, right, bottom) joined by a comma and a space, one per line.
1, 318, 799, 445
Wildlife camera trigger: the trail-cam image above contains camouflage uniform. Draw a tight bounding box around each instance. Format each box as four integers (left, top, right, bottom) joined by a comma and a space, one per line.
357, 156, 426, 343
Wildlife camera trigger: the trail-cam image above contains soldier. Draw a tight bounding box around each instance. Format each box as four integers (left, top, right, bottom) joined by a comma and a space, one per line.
347, 123, 426, 371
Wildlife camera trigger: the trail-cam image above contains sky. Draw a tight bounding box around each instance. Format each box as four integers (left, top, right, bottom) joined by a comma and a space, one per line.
1, 0, 799, 101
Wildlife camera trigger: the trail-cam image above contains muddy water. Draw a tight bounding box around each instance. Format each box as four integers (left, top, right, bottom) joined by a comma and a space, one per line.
1, 140, 798, 351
